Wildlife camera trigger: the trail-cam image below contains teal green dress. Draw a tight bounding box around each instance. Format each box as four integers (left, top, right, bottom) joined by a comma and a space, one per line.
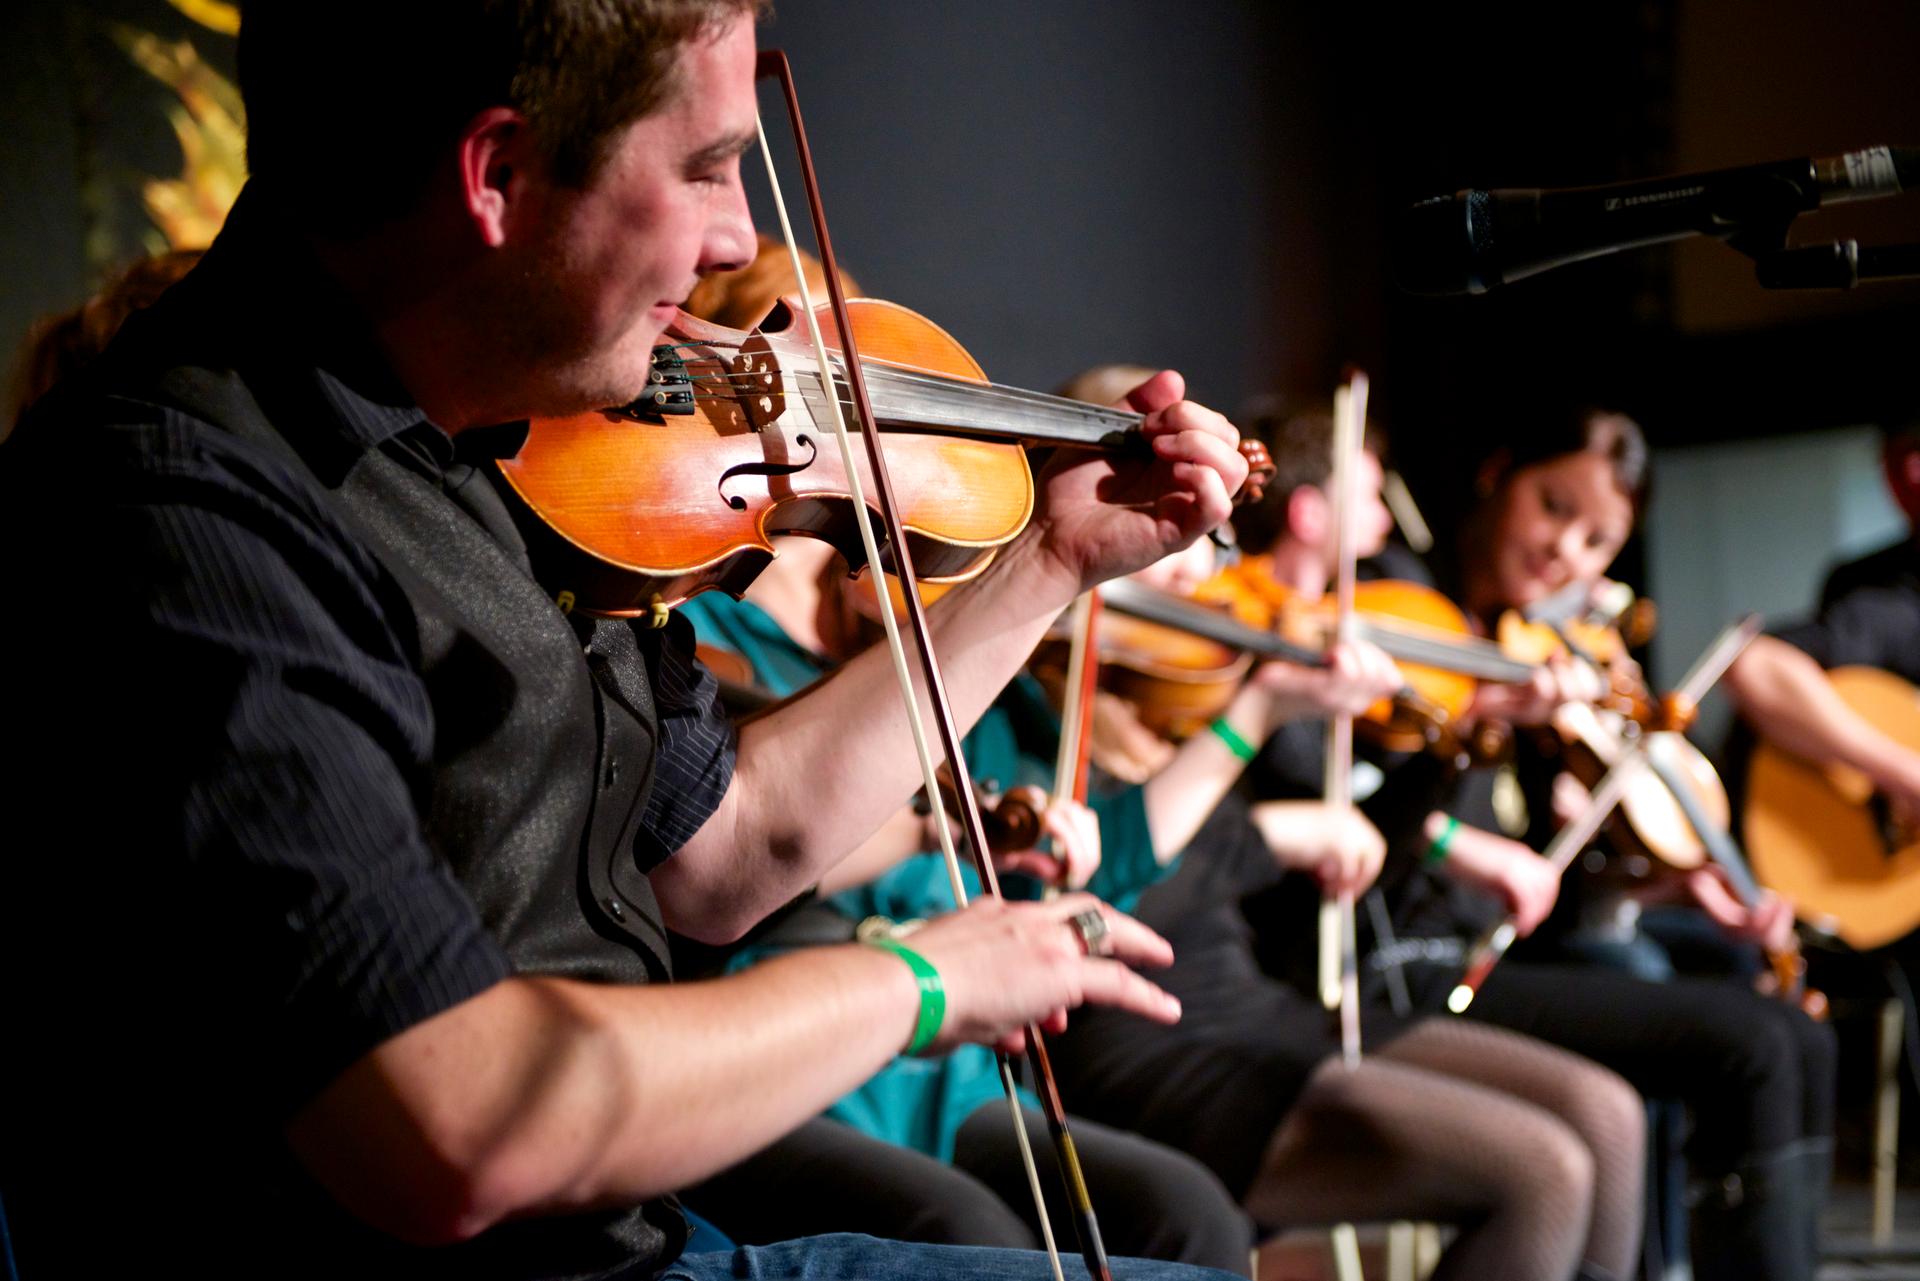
679, 588, 1168, 1160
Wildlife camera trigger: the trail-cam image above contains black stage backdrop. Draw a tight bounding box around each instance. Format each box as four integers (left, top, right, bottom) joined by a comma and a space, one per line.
4, 0, 1917, 493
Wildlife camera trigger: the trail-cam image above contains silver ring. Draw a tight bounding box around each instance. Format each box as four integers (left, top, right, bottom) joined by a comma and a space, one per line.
1068, 908, 1112, 958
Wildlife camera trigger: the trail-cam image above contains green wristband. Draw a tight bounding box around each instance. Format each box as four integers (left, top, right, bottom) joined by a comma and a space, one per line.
1425, 815, 1461, 865
1208, 715, 1258, 762
866, 937, 946, 1055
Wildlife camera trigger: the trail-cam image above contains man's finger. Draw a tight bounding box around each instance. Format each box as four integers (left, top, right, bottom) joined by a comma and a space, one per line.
1044, 895, 1174, 969
996, 850, 1068, 883
1144, 400, 1242, 450
1120, 369, 1185, 415
1075, 959, 1182, 1025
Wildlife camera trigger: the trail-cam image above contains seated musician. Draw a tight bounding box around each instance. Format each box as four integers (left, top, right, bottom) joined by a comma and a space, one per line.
1228, 404, 1835, 1281
1055, 405, 1647, 1281
1724, 425, 1920, 848
0, 5, 1252, 1279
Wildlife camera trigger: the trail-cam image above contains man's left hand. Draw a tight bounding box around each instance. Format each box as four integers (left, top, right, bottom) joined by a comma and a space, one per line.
1033, 370, 1246, 594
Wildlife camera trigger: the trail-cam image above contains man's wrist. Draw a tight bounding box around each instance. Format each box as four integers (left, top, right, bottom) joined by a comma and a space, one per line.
862, 937, 946, 1055
1000, 523, 1091, 613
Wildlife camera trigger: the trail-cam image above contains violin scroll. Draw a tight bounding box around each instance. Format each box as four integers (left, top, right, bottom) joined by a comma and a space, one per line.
1234, 438, 1274, 506
980, 784, 1052, 857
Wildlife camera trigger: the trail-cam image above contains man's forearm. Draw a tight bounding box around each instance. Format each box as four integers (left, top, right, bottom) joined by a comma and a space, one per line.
288, 946, 921, 1244
1727, 636, 1897, 776
659, 529, 1081, 940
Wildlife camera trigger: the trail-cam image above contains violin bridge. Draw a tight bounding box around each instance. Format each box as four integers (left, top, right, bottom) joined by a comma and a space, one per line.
734, 334, 787, 431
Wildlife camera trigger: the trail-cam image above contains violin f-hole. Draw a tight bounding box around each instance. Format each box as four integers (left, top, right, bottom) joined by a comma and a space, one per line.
717, 433, 817, 511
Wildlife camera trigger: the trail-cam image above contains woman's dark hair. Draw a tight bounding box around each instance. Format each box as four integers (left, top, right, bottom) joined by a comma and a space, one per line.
1493, 405, 1650, 512
9, 250, 204, 435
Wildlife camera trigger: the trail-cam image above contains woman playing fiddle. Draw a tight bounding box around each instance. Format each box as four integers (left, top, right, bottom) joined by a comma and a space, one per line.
1236, 404, 1837, 1281
1050, 396, 1647, 1281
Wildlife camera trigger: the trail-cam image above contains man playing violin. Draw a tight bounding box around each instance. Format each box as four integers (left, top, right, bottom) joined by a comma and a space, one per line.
0, 4, 1249, 1280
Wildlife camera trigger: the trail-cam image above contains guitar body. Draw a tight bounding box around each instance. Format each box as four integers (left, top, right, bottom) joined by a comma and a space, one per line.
496, 299, 1033, 617
1746, 666, 1920, 949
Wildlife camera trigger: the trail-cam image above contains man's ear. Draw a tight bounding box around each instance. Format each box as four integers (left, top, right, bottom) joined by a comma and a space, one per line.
457, 107, 535, 249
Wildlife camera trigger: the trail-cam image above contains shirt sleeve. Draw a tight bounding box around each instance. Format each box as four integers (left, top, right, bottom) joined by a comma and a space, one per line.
635, 611, 739, 864
1084, 782, 1161, 913
1772, 584, 1920, 685
7, 415, 511, 1119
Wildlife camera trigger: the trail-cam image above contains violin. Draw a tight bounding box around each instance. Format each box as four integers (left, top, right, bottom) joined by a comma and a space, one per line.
1030, 593, 1257, 742
1507, 601, 1828, 1018
1192, 556, 1541, 759
494, 299, 1272, 620
1493, 586, 1733, 870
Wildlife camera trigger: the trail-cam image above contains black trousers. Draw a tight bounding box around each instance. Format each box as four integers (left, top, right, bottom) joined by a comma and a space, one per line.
684, 1106, 1254, 1276
1424, 960, 1837, 1167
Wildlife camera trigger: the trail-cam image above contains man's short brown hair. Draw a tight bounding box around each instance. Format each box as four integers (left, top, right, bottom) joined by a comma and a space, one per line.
239, 0, 765, 216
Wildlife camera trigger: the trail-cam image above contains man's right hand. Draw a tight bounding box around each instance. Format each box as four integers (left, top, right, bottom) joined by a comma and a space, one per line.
1870, 749, 1920, 835
898, 893, 1179, 1054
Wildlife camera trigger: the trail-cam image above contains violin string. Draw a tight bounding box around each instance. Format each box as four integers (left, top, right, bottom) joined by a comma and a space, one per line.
674, 383, 1138, 453
663, 352, 1143, 430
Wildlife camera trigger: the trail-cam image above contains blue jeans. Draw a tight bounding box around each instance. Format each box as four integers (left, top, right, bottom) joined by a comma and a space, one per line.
661, 1233, 1240, 1280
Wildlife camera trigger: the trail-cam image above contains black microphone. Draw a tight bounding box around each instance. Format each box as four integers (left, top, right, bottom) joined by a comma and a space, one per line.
1397, 145, 1918, 295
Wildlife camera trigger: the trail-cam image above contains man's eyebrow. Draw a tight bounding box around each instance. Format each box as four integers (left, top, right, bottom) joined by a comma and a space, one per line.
686, 130, 757, 169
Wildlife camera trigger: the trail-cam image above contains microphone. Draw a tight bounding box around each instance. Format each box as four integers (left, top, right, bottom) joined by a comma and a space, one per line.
1397, 145, 1918, 295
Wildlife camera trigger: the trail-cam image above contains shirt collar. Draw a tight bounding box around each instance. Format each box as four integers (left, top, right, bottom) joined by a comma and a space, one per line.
190, 185, 448, 478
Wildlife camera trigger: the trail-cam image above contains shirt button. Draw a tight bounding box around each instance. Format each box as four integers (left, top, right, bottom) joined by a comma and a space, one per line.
605, 761, 619, 788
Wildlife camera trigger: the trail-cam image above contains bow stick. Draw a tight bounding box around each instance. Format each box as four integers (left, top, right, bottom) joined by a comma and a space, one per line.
1053, 592, 1103, 813
1446, 613, 1763, 1012
1318, 374, 1368, 1281
755, 51, 1108, 1281
1319, 373, 1367, 1069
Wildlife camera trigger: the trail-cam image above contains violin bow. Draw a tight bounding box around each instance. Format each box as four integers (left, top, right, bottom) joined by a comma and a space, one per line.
1053, 592, 1102, 813
754, 51, 1107, 1281
1320, 372, 1367, 1069
1313, 373, 1369, 1281
1447, 613, 1763, 1013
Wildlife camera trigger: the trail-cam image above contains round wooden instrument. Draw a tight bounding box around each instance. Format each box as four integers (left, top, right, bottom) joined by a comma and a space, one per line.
1746, 666, 1920, 950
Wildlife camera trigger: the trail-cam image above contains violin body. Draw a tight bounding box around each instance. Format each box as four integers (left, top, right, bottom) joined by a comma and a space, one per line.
1552, 703, 1732, 872
1195, 560, 1502, 755
1033, 610, 1254, 742
497, 300, 1034, 617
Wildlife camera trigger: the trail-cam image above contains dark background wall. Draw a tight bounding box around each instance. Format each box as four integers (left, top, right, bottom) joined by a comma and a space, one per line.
4, 0, 1917, 514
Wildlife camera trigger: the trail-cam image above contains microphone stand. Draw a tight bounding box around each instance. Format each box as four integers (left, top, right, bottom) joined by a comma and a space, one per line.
1747, 239, 1920, 289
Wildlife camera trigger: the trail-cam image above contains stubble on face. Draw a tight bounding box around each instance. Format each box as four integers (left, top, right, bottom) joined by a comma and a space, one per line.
486, 19, 759, 421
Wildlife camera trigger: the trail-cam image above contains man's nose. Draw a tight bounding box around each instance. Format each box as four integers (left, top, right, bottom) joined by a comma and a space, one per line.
701, 185, 758, 276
